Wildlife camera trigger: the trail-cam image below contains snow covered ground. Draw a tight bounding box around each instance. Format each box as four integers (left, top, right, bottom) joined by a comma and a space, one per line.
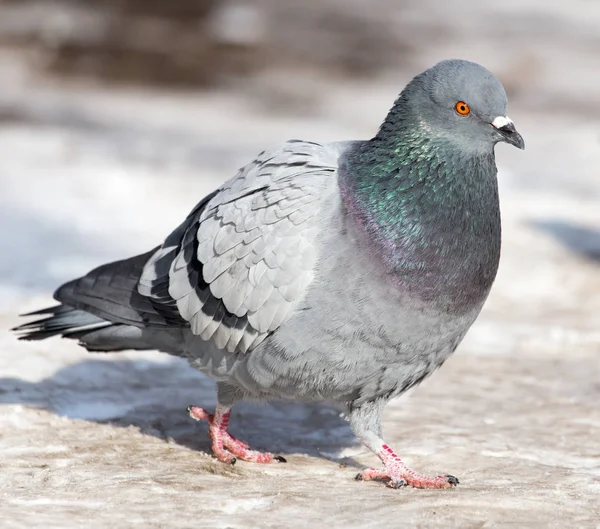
0, 47, 599, 527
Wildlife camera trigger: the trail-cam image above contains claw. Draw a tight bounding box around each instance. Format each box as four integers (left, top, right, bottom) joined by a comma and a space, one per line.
274, 455, 287, 463
446, 475, 459, 486
388, 478, 409, 489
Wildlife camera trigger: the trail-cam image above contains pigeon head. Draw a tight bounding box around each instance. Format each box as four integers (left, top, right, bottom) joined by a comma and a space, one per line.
382, 59, 524, 152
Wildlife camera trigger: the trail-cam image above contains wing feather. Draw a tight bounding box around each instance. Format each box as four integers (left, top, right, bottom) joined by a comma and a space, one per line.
139, 140, 340, 353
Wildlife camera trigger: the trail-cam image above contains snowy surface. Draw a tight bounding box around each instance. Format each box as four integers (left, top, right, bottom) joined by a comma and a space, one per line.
1, 52, 600, 527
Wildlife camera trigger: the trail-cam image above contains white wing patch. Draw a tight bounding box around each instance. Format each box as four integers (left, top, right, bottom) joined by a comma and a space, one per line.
154, 140, 339, 354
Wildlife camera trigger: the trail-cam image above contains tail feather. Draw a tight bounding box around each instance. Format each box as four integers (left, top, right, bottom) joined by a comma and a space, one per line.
13, 303, 181, 353
20, 305, 72, 317
13, 305, 113, 341
13, 248, 188, 353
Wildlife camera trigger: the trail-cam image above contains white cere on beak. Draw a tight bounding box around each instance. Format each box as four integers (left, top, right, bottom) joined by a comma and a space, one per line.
491, 116, 513, 129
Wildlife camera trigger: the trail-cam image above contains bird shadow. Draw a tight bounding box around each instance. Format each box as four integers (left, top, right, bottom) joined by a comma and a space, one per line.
0, 356, 360, 464
531, 219, 600, 262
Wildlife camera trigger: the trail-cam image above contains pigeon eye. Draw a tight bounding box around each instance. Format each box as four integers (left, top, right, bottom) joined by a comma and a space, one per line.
455, 101, 470, 115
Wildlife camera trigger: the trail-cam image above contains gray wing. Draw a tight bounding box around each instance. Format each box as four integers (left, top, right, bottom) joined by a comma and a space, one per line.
138, 140, 340, 354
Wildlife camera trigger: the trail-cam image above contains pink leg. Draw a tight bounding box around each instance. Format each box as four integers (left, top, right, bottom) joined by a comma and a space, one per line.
350, 402, 457, 490
186, 407, 249, 449
187, 404, 286, 464
357, 443, 458, 489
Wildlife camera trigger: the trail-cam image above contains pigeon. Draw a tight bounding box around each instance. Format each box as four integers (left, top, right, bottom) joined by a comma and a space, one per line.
14, 59, 524, 489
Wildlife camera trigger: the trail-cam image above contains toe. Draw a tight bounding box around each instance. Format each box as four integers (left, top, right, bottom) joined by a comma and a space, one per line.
222, 437, 276, 463
235, 450, 275, 464
220, 431, 281, 463
188, 406, 213, 423
212, 447, 237, 465
355, 468, 390, 482
404, 474, 459, 489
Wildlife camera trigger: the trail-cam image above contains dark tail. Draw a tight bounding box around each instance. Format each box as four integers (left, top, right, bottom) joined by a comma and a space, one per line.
12, 304, 169, 352
12, 248, 183, 352
11, 304, 144, 352
13, 305, 112, 341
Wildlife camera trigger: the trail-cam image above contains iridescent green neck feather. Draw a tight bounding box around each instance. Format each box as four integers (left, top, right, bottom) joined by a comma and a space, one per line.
340, 114, 501, 312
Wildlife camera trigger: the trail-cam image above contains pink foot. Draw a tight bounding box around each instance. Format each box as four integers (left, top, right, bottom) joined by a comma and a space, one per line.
187, 405, 286, 465
356, 444, 459, 489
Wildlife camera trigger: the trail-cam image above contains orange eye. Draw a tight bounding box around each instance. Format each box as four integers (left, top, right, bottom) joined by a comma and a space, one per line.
455, 101, 470, 115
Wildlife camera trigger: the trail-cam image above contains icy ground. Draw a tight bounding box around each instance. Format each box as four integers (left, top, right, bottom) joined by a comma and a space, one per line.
1, 58, 599, 527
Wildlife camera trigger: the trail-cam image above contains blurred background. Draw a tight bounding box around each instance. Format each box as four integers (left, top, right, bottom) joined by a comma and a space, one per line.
0, 2, 599, 526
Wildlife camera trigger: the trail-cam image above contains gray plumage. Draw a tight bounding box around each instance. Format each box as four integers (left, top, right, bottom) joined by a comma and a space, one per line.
14, 59, 524, 488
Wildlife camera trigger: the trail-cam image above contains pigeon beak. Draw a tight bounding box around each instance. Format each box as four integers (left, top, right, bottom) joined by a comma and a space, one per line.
491, 116, 525, 150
